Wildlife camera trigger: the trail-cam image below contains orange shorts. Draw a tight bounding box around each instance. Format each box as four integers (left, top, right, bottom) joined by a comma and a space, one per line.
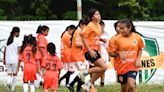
23, 62, 37, 82
43, 70, 59, 90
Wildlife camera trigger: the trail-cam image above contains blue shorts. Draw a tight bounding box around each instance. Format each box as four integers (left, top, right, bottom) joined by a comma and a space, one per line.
117, 71, 137, 84
85, 50, 101, 63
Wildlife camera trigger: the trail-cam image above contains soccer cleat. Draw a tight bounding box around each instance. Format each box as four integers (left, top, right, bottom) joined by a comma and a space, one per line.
6, 84, 11, 92
100, 82, 104, 87
66, 84, 74, 92
81, 81, 91, 92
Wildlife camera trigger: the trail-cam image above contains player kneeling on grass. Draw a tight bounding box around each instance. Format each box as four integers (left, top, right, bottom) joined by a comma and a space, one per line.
16, 35, 41, 92
41, 43, 63, 92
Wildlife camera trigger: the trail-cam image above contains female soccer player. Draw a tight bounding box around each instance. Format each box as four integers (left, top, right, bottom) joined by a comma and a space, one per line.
36, 25, 49, 66
66, 19, 89, 92
98, 20, 109, 87
42, 43, 63, 92
59, 25, 76, 86
3, 27, 20, 92
108, 19, 144, 92
80, 8, 107, 91
17, 35, 40, 92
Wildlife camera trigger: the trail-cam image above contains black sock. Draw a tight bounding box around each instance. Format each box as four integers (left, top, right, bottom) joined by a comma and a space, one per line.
59, 71, 69, 82
59, 71, 73, 85
77, 76, 84, 92
69, 75, 79, 86
66, 71, 74, 85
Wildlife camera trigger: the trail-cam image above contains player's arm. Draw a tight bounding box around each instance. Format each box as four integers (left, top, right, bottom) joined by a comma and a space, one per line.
75, 37, 83, 48
16, 60, 22, 74
39, 47, 45, 57
80, 32, 97, 58
135, 49, 143, 68
108, 51, 119, 57
36, 59, 41, 75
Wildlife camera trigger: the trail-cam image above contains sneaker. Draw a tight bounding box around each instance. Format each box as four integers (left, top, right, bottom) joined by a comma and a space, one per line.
100, 82, 104, 87
66, 84, 74, 92
58, 80, 61, 86
6, 84, 11, 92
40, 81, 44, 86
81, 82, 91, 92
77, 81, 84, 92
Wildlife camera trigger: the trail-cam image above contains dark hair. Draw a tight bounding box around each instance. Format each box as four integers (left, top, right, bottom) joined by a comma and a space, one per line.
68, 25, 77, 48
114, 20, 120, 30
36, 25, 49, 34
119, 19, 142, 36
61, 25, 76, 38
7, 27, 20, 46
47, 42, 56, 56
36, 25, 42, 34
20, 34, 37, 55
100, 20, 105, 26
78, 18, 88, 27
86, 8, 99, 24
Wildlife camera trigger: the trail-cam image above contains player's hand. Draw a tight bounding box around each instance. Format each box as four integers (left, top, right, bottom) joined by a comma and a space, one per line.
135, 58, 141, 68
119, 52, 126, 64
89, 50, 97, 58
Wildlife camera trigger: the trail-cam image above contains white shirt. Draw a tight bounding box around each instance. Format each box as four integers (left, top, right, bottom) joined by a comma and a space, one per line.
5, 37, 21, 64
99, 32, 109, 62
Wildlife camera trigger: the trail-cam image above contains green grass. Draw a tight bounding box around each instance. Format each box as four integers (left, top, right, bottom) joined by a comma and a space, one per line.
0, 84, 164, 92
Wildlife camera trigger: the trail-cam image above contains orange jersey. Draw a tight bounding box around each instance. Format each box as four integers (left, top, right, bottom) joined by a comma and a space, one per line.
42, 54, 63, 71
81, 22, 102, 52
70, 28, 85, 62
60, 31, 71, 62
36, 34, 48, 65
109, 32, 144, 74
42, 54, 63, 90
19, 45, 40, 82
19, 45, 40, 64
37, 34, 48, 49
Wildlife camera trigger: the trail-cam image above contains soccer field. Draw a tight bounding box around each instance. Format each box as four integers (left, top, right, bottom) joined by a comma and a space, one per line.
0, 84, 164, 92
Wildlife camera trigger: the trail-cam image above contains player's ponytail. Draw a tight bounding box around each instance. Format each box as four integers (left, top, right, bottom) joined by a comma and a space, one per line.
7, 27, 20, 45
36, 25, 42, 34
20, 34, 37, 54
20, 35, 28, 53
36, 25, 49, 34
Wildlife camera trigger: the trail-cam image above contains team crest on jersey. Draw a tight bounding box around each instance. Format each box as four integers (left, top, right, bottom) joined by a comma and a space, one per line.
132, 39, 138, 45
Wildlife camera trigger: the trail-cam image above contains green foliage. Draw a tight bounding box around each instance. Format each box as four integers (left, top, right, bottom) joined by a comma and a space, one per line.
47, 15, 58, 20
0, 16, 7, 20
149, 16, 164, 21
117, 0, 150, 20
14, 15, 46, 20
30, 0, 51, 16
0, 8, 4, 15
63, 11, 77, 20
0, 0, 17, 4
0, 0, 164, 20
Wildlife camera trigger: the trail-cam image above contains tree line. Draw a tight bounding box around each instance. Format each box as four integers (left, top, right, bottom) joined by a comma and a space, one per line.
0, 0, 164, 20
